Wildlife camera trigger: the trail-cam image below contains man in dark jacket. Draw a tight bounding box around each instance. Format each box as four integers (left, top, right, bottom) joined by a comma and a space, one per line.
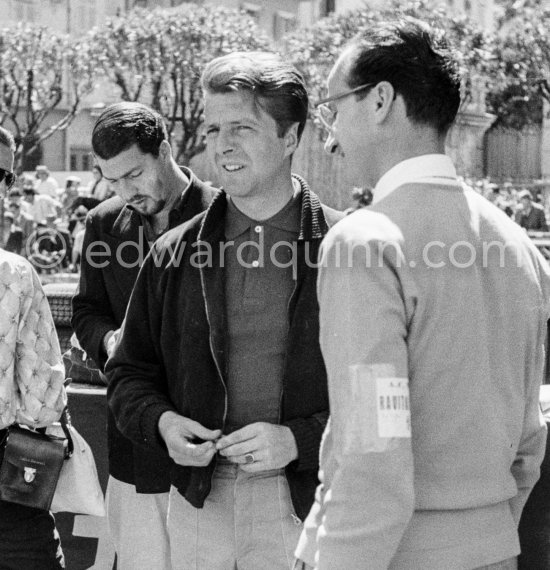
516, 189, 548, 231
107, 52, 342, 570
71, 102, 216, 570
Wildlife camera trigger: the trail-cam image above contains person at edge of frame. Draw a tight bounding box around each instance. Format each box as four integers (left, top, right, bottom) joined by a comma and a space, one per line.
294, 18, 550, 570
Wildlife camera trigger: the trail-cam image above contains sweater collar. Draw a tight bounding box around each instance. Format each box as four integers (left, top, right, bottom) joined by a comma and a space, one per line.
199, 173, 328, 242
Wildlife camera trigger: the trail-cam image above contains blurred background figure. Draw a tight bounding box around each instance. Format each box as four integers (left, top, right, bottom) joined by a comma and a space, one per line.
6, 201, 34, 255
516, 188, 548, 231
70, 165, 112, 214
61, 175, 81, 215
35, 165, 59, 198
87, 165, 112, 202
27, 214, 71, 273
23, 182, 61, 224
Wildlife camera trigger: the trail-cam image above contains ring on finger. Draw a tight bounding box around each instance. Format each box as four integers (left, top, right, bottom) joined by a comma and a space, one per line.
244, 452, 256, 464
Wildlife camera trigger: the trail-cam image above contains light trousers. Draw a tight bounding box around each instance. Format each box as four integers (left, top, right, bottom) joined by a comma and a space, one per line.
167, 462, 303, 570
106, 476, 171, 570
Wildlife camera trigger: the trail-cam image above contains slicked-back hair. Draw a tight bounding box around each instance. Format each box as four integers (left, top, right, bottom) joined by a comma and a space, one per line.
345, 18, 461, 134
201, 52, 309, 142
92, 102, 168, 160
0, 126, 16, 153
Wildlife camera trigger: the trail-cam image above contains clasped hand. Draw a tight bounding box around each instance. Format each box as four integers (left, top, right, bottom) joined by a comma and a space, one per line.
158, 413, 298, 471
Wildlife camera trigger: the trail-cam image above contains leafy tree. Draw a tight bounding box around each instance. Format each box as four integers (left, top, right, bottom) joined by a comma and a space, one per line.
0, 23, 97, 170
487, 4, 550, 128
283, 0, 493, 108
87, 6, 272, 164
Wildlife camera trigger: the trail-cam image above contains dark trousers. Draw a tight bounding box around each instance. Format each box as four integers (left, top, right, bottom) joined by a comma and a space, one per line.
0, 430, 65, 570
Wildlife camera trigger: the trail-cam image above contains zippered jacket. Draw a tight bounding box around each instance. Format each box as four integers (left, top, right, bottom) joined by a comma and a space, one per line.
106, 176, 343, 519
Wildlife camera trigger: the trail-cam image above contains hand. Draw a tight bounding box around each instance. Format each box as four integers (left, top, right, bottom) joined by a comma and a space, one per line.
158, 411, 222, 467
216, 422, 298, 472
104, 328, 121, 358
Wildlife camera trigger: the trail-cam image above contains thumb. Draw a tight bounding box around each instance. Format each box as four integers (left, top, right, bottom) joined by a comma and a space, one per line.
182, 418, 222, 441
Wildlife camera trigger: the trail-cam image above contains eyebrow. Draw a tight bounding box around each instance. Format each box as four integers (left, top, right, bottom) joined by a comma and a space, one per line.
205, 119, 260, 128
103, 166, 142, 183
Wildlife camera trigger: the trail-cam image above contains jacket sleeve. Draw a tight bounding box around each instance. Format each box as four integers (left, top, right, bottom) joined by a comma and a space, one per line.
311, 232, 416, 570
71, 213, 118, 369
106, 247, 176, 452
4, 260, 66, 429
284, 410, 328, 472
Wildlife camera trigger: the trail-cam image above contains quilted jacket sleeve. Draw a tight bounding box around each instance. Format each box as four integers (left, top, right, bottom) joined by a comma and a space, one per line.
0, 253, 67, 429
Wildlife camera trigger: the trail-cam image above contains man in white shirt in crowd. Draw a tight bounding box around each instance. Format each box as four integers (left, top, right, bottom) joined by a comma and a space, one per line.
35, 165, 60, 198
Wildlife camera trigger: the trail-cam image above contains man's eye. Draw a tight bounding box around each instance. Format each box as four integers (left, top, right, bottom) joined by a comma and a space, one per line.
205, 128, 219, 137
236, 125, 251, 132
128, 171, 142, 179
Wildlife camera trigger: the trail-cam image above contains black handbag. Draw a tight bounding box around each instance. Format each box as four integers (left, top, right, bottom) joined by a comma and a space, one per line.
0, 410, 73, 511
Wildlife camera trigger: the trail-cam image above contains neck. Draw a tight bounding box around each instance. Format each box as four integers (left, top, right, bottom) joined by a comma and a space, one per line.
370, 127, 447, 188
153, 164, 189, 222
229, 168, 296, 221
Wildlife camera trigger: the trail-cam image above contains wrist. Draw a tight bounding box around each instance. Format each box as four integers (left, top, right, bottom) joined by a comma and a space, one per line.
158, 411, 179, 442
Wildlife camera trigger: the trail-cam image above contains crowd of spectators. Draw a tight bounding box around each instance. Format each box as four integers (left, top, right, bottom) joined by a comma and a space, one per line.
469, 178, 550, 232
1, 163, 113, 273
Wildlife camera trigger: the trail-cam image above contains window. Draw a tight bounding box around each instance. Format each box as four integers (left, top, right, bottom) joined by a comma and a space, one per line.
70, 148, 92, 172
321, 0, 335, 17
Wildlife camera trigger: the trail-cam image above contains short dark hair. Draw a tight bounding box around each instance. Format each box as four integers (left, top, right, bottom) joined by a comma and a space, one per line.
344, 19, 461, 134
201, 52, 309, 142
92, 102, 168, 160
0, 126, 16, 153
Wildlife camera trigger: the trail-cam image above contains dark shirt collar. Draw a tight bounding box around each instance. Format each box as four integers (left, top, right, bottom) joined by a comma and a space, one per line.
225, 187, 301, 240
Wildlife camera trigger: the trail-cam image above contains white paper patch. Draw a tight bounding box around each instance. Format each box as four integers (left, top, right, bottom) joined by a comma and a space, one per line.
340, 365, 410, 454
376, 377, 411, 438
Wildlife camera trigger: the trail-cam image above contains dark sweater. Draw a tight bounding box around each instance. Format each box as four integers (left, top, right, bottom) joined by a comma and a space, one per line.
72, 168, 217, 492
106, 177, 343, 519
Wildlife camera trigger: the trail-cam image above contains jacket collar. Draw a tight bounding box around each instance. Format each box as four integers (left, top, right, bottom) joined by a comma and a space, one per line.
199, 173, 328, 243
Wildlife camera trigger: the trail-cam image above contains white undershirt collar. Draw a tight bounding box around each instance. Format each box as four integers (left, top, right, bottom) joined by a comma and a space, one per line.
372, 154, 457, 205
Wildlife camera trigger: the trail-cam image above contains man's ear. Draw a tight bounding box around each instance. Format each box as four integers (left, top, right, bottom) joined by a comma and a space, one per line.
283, 122, 300, 157
159, 139, 172, 162
372, 81, 395, 125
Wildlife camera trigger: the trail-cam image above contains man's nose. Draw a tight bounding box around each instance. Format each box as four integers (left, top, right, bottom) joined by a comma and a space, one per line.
216, 130, 236, 155
324, 131, 339, 155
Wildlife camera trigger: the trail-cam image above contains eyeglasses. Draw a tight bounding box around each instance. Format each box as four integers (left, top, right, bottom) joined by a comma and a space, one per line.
0, 168, 15, 189
314, 83, 375, 132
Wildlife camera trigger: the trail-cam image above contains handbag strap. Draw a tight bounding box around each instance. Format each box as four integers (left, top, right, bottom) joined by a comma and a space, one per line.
60, 407, 74, 458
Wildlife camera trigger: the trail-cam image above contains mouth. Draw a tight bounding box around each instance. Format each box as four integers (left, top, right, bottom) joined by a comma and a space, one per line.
221, 164, 245, 173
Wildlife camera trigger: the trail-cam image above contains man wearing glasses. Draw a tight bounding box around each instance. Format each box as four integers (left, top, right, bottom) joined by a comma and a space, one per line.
295, 19, 550, 570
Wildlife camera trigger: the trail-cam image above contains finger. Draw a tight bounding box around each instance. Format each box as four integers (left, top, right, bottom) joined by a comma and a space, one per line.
216, 424, 258, 450
185, 440, 217, 456
218, 441, 256, 458
182, 418, 222, 442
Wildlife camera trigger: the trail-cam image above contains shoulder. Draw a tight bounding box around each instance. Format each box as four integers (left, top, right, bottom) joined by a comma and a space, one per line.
158, 210, 206, 246
87, 195, 126, 222
321, 204, 346, 228
0, 250, 36, 285
324, 207, 404, 248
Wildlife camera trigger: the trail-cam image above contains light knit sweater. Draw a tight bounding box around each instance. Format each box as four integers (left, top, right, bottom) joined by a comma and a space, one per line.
0, 250, 66, 429
297, 179, 550, 569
